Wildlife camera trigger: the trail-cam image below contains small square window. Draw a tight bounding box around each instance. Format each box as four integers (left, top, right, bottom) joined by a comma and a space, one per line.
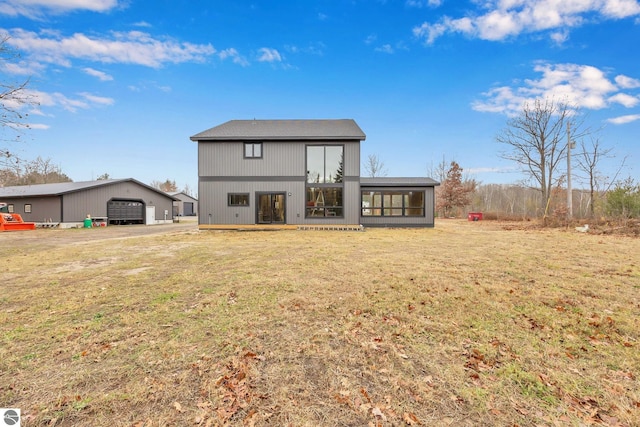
8, 204, 14, 213
228, 193, 250, 206
244, 142, 262, 158
24, 204, 32, 213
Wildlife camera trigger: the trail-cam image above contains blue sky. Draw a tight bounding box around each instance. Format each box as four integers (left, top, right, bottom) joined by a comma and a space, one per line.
1, 0, 639, 194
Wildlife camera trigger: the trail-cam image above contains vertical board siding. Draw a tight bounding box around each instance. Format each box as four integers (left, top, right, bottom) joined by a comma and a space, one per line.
2, 197, 61, 222
199, 141, 306, 177
199, 140, 361, 178
1, 182, 176, 224
63, 182, 175, 222
344, 142, 360, 177
198, 140, 362, 225
199, 180, 361, 225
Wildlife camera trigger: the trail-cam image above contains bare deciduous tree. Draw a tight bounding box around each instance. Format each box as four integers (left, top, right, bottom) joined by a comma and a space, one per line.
363, 154, 387, 177
574, 136, 626, 218
496, 98, 586, 218
0, 156, 71, 186
1, 35, 35, 167
427, 156, 448, 184
182, 183, 194, 197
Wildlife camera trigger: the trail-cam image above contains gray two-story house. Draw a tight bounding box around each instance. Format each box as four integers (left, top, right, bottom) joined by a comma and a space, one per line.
190, 119, 438, 229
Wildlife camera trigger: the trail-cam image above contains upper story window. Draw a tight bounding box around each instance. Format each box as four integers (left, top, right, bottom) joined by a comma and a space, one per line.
306, 145, 343, 183
305, 145, 345, 218
244, 142, 262, 158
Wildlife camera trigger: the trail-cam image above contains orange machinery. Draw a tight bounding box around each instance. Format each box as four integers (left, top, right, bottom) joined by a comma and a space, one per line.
0, 213, 36, 231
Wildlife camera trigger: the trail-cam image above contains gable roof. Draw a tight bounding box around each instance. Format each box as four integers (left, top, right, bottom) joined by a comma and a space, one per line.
0, 179, 179, 200
190, 119, 366, 141
169, 191, 198, 202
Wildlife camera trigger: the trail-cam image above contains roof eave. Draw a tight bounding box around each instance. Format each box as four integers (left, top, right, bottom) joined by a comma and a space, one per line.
191, 136, 365, 142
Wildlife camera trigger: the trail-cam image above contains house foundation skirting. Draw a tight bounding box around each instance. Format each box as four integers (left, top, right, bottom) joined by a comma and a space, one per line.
198, 224, 364, 231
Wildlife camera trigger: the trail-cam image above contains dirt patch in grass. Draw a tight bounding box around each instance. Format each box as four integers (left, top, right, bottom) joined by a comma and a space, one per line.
1, 220, 639, 426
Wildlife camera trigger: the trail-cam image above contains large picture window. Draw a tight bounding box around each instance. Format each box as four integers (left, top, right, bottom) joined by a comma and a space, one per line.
361, 190, 424, 217
306, 187, 343, 217
306, 145, 343, 184
306, 145, 344, 218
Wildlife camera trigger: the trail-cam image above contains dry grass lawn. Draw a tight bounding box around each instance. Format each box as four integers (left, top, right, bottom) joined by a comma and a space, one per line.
1, 220, 639, 426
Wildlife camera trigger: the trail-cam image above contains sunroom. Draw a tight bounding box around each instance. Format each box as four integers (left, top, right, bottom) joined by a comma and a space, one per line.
359, 177, 438, 227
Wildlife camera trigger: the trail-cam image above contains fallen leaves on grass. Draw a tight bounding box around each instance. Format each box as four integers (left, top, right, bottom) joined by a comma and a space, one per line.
214, 350, 264, 424
403, 411, 422, 425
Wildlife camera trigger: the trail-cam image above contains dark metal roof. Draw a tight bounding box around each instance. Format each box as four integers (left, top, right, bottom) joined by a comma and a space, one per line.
0, 179, 179, 200
190, 119, 366, 141
360, 177, 440, 187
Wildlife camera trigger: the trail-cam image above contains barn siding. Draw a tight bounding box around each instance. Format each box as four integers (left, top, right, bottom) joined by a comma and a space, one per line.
172, 193, 198, 216
63, 182, 174, 223
2, 197, 61, 222
1, 180, 175, 225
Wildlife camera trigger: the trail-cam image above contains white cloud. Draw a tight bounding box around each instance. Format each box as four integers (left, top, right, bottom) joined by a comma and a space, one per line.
601, 0, 640, 17
257, 47, 282, 63
83, 67, 113, 81
15, 88, 114, 113
0, 0, 118, 18
0, 59, 45, 76
5, 121, 49, 130
25, 123, 50, 130
413, 21, 448, 44
473, 62, 640, 116
133, 21, 152, 28
607, 114, 640, 124
608, 93, 639, 107
406, 0, 442, 7
219, 48, 249, 66
414, 0, 640, 44
472, 86, 528, 116
78, 92, 114, 106
375, 44, 394, 54
285, 42, 325, 56
615, 74, 640, 88
4, 28, 217, 68
549, 29, 570, 45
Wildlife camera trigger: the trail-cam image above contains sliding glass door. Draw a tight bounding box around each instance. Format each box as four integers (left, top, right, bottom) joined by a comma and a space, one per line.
256, 193, 285, 224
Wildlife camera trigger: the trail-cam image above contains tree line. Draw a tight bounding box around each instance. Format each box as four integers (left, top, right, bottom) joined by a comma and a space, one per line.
427, 99, 638, 221
0, 160, 195, 197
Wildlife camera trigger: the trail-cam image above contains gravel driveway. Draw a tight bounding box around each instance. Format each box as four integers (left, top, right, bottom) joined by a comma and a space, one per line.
1, 220, 199, 249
